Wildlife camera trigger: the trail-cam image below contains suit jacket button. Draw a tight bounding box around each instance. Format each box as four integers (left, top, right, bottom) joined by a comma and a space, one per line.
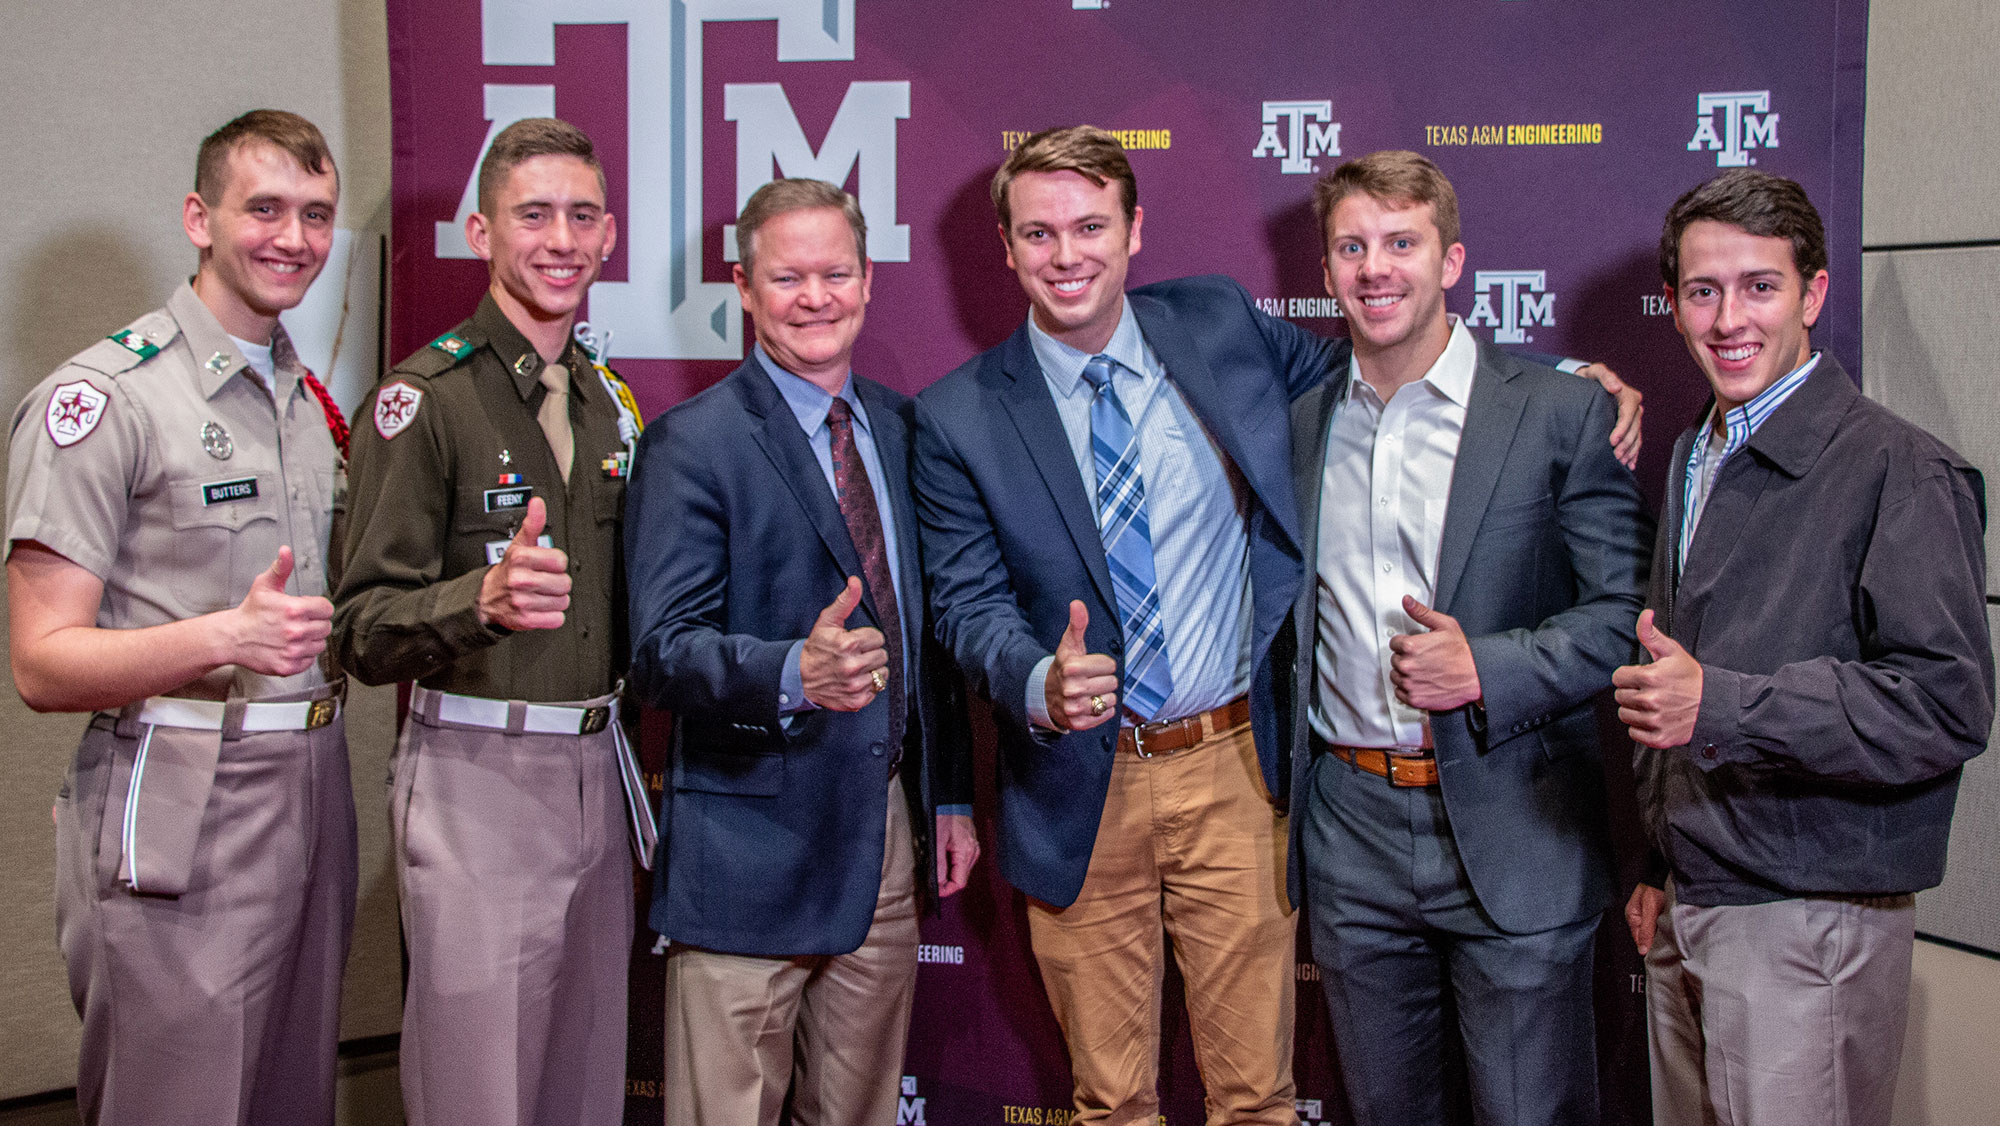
1701, 744, 1718, 759
870, 741, 885, 757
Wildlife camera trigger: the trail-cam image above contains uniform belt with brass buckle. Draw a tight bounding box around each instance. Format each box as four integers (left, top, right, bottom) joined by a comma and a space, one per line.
135, 690, 344, 732
410, 685, 615, 736
1118, 695, 1253, 758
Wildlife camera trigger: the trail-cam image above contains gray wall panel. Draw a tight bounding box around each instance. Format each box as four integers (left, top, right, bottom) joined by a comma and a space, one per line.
1913, 606, 2000, 955
1861, 245, 2000, 594
1864, 0, 2000, 246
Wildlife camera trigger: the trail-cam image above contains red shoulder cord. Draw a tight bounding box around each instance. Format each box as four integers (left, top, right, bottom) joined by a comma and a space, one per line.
300, 369, 350, 459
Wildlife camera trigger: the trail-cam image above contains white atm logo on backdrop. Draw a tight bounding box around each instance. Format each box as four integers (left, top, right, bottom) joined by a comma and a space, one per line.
1254, 100, 1341, 173
436, 0, 909, 361
1688, 91, 1779, 167
1467, 270, 1553, 344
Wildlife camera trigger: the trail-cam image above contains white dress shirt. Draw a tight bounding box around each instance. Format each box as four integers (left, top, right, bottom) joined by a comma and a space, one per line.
1310, 317, 1479, 749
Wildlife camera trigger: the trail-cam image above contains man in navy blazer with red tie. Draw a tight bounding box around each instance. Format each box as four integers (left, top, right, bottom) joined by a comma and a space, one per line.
625, 178, 977, 1126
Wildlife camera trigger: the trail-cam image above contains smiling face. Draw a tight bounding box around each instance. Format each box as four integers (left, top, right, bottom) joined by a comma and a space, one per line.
1323, 191, 1463, 374
1668, 218, 1827, 413
735, 205, 872, 391
467, 153, 616, 356
184, 140, 338, 341
1001, 169, 1141, 355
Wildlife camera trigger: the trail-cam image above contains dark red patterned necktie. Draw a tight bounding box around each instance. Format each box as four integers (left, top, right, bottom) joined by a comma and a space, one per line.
827, 397, 905, 765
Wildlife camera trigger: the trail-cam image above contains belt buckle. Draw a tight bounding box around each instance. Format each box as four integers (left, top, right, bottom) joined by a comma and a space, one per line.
306, 698, 336, 729
580, 706, 611, 735
1131, 723, 1156, 759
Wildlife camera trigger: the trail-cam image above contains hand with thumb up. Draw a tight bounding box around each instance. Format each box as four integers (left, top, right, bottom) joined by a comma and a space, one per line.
800, 576, 888, 711
477, 496, 571, 632
1388, 595, 1482, 711
1044, 600, 1119, 732
229, 545, 334, 675
1611, 609, 1703, 748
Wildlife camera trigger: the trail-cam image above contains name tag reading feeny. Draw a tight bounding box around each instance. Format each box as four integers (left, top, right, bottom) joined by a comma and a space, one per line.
200, 477, 259, 505
484, 485, 534, 513
485, 535, 554, 565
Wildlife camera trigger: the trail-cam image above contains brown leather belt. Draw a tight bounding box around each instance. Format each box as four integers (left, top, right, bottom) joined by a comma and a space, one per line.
1314, 733, 1440, 787
1118, 696, 1252, 758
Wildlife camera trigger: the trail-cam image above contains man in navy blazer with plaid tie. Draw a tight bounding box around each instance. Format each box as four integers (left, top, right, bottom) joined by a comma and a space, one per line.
914, 125, 1337, 1126
625, 178, 977, 1126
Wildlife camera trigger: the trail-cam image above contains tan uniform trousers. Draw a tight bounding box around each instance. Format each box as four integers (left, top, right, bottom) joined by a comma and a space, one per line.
1028, 721, 1298, 1126
392, 692, 634, 1126
663, 774, 919, 1126
57, 687, 357, 1126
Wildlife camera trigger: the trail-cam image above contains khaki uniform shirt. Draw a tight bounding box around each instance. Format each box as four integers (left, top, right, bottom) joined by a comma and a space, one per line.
333, 295, 627, 701
6, 283, 342, 700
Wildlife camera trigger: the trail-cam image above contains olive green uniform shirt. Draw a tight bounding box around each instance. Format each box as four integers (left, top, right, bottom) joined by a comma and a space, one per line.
6, 282, 341, 700
333, 295, 627, 701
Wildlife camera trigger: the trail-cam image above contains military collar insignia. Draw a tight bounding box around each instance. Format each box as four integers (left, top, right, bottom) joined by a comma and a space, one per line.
204, 351, 232, 375
512, 352, 538, 378
429, 332, 472, 359
200, 420, 234, 460
108, 330, 159, 360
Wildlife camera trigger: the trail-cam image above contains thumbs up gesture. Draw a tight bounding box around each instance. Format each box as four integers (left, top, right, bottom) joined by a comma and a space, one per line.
1612, 609, 1703, 748
1044, 600, 1120, 732
477, 496, 571, 632
801, 576, 889, 711
230, 546, 334, 675
1389, 595, 1482, 711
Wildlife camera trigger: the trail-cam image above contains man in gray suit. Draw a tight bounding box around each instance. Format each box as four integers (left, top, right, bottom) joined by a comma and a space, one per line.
1288, 150, 1652, 1126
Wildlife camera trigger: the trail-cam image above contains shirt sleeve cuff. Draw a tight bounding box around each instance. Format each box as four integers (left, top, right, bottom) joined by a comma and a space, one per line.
1026, 655, 1057, 730
1554, 357, 1588, 374
936, 804, 973, 818
779, 639, 816, 714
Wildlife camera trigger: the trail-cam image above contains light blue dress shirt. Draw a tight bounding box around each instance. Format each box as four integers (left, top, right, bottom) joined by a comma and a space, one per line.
1023, 303, 1255, 728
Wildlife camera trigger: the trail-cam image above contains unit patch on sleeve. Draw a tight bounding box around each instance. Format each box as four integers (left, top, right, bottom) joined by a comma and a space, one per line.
373, 380, 425, 440
45, 380, 109, 448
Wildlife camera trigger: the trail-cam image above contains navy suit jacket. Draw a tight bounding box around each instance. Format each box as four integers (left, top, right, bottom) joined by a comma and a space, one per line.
915, 275, 1339, 908
626, 357, 971, 956
1287, 340, 1653, 933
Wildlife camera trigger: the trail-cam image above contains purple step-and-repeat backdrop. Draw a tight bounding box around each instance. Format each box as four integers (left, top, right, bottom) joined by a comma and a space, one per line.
387, 2, 1868, 1122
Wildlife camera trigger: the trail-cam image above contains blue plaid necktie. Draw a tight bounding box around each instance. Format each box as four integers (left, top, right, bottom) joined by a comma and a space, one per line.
1081, 354, 1174, 720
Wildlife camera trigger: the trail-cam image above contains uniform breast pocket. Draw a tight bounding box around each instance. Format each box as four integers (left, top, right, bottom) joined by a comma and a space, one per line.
593, 478, 626, 526
170, 473, 281, 606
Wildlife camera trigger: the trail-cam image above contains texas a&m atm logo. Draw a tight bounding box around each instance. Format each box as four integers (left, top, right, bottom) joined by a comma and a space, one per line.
435, 0, 909, 361
1688, 91, 1779, 167
1466, 270, 1554, 345
1253, 100, 1342, 174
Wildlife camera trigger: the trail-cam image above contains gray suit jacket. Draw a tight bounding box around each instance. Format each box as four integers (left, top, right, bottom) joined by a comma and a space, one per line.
1286, 339, 1653, 932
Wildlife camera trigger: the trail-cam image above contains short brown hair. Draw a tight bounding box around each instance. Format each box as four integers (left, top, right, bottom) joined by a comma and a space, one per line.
194, 110, 336, 204
1659, 169, 1826, 288
734, 178, 868, 274
1312, 150, 1461, 252
991, 126, 1138, 232
477, 118, 607, 215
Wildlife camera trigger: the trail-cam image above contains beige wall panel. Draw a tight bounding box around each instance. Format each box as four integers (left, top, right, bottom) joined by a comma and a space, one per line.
0, 0, 391, 1100
1864, 0, 2000, 246
1895, 939, 2000, 1126
1861, 246, 2000, 593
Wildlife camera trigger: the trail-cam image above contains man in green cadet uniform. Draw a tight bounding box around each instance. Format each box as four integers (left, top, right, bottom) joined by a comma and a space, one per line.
332, 117, 653, 1126
7, 109, 356, 1125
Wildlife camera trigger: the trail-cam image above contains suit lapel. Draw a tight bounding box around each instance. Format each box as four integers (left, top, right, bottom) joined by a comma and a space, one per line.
1290, 372, 1344, 582
855, 377, 919, 640
996, 328, 1117, 612
740, 362, 870, 618
1133, 295, 1301, 552
1435, 343, 1526, 613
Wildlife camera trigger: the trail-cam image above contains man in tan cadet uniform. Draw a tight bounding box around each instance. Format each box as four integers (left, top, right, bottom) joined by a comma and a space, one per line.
331, 117, 652, 1126
6, 110, 356, 1125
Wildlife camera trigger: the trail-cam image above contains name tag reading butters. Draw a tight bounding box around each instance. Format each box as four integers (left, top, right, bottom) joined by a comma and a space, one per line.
200, 477, 259, 506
